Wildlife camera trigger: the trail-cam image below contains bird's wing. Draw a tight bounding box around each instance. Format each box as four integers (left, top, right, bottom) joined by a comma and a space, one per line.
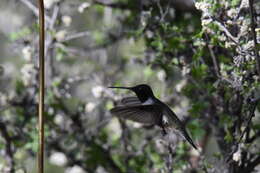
120, 97, 141, 106
110, 105, 162, 125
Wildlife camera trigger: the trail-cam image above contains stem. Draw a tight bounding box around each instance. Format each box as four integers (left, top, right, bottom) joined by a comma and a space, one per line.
38, 0, 45, 173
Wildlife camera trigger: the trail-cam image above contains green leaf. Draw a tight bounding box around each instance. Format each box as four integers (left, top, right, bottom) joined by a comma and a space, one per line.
224, 130, 233, 143
93, 31, 105, 44
143, 66, 154, 78
9, 27, 31, 41
191, 64, 208, 80
187, 120, 205, 139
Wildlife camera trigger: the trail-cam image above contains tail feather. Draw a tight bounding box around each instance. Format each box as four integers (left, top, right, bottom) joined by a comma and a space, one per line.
180, 128, 198, 150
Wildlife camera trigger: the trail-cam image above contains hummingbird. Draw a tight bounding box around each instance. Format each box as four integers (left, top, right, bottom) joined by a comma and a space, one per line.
109, 84, 198, 150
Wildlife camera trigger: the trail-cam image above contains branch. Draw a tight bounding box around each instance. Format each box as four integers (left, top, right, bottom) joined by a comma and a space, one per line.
238, 101, 257, 143
244, 155, 260, 172
61, 31, 90, 42
19, 0, 51, 23
205, 34, 221, 77
211, 17, 239, 45
249, 0, 260, 78
166, 144, 175, 173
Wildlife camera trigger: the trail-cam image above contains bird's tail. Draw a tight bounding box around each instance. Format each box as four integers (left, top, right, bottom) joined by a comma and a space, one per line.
179, 128, 198, 150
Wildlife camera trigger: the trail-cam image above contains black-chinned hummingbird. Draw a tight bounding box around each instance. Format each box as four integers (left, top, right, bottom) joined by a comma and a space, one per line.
109, 84, 198, 150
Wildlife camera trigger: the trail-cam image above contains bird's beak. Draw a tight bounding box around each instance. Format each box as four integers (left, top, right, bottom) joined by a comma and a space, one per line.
108, 86, 132, 90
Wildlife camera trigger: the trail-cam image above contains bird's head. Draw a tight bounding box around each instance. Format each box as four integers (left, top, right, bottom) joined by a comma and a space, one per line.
109, 84, 154, 102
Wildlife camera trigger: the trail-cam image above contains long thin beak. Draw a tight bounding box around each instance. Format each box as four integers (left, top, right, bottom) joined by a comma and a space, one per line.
108, 86, 132, 90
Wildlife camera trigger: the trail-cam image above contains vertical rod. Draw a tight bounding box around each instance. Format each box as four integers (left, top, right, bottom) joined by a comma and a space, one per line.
38, 0, 45, 173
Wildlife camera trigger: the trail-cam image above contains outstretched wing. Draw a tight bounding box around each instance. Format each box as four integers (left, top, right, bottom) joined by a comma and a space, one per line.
120, 97, 141, 106
110, 104, 162, 125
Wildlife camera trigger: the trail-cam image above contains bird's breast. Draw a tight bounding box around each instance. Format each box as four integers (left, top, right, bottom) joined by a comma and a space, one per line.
142, 97, 155, 105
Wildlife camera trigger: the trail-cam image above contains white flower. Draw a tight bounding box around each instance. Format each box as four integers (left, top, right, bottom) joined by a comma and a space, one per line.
65, 165, 85, 173
0, 92, 7, 106
132, 122, 142, 128
232, 72, 242, 89
91, 85, 104, 98
85, 102, 96, 113
181, 66, 190, 76
227, 9, 237, 18
195, 2, 211, 13
233, 149, 241, 162
239, 19, 250, 37
55, 30, 67, 42
21, 63, 37, 86
226, 20, 234, 25
176, 79, 187, 92
157, 70, 166, 81
194, 39, 206, 47
140, 11, 151, 27
62, 15, 72, 27
49, 152, 67, 166
96, 166, 108, 173
48, 107, 54, 115
78, 2, 91, 13
242, 40, 254, 50
233, 55, 244, 67
218, 34, 226, 41
105, 118, 122, 138
22, 46, 32, 61
240, 0, 249, 8
54, 114, 65, 125
145, 30, 154, 38
201, 18, 212, 27
225, 41, 235, 49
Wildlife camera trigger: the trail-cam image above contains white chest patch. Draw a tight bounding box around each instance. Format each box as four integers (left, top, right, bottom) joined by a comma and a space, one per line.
142, 97, 155, 105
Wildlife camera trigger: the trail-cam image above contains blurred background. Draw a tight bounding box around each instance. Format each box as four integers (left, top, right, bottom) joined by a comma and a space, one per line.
0, 0, 259, 172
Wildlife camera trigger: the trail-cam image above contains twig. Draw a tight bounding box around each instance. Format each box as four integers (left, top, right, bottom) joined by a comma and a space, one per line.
45, 4, 60, 85
19, 0, 51, 24
212, 18, 239, 45
226, 98, 258, 163
248, 0, 260, 78
166, 144, 174, 173
245, 155, 260, 172
157, 0, 171, 22
62, 31, 90, 42
238, 102, 257, 143
119, 119, 131, 171
205, 34, 221, 77
49, 4, 59, 30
